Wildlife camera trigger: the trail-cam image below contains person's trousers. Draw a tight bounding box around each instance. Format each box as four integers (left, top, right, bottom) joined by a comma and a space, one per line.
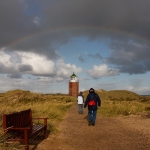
78, 104, 83, 114
88, 109, 97, 123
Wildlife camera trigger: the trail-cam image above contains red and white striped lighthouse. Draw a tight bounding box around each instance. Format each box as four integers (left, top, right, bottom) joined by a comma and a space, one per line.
69, 72, 79, 97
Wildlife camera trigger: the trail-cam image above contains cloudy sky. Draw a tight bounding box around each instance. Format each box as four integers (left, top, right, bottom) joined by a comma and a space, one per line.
0, 0, 150, 95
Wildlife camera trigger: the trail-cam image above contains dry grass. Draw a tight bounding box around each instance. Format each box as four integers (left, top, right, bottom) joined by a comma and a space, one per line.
0, 89, 150, 149
0, 90, 76, 131
98, 100, 150, 117
83, 89, 141, 101
0, 90, 76, 149
83, 89, 150, 117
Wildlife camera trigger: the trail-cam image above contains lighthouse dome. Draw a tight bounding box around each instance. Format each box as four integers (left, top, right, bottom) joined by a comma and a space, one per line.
70, 72, 78, 82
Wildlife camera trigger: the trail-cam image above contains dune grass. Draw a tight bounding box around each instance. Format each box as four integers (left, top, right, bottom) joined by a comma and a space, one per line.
98, 99, 150, 117
82, 89, 150, 117
0, 89, 150, 149
0, 93, 76, 133
0, 90, 76, 149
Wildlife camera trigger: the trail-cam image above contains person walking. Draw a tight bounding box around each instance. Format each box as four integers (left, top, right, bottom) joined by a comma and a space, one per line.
77, 91, 84, 114
84, 88, 101, 126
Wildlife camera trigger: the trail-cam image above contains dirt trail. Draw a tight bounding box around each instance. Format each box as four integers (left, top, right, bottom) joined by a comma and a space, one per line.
36, 102, 150, 150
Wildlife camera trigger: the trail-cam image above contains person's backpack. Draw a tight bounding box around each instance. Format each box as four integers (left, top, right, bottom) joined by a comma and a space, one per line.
88, 94, 96, 106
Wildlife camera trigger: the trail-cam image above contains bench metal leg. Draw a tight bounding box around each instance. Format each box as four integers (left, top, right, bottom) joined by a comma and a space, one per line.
44, 127, 48, 138
44, 119, 48, 138
24, 129, 29, 150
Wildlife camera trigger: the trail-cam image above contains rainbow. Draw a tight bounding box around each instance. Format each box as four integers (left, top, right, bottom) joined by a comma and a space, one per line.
5, 26, 149, 49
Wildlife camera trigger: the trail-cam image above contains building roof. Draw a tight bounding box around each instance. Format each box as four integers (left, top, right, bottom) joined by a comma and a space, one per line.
70, 72, 77, 77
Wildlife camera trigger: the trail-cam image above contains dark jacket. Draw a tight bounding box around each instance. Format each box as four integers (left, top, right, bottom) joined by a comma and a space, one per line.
84, 91, 101, 110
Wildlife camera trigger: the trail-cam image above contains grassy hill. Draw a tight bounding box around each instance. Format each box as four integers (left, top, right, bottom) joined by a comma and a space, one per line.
0, 89, 150, 149
0, 89, 76, 133
0, 89, 149, 104
0, 89, 72, 104
83, 89, 141, 101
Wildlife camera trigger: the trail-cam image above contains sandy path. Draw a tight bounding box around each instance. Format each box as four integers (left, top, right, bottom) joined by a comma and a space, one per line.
36, 102, 150, 150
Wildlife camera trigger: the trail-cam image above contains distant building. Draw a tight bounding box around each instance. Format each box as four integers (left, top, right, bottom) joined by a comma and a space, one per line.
69, 72, 79, 97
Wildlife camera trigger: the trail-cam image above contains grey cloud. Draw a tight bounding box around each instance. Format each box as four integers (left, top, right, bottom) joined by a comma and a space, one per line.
78, 55, 85, 62
8, 32, 66, 60
78, 53, 104, 63
88, 53, 103, 60
0, 62, 17, 74
0, 1, 39, 47
1, 0, 150, 48
0, 0, 60, 60
7, 74, 22, 79
32, 73, 56, 78
118, 64, 146, 74
107, 40, 150, 74
42, 0, 150, 39
18, 64, 33, 72
1, 0, 150, 75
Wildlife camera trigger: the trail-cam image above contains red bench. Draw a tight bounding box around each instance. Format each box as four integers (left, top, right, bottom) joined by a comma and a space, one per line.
2, 109, 48, 150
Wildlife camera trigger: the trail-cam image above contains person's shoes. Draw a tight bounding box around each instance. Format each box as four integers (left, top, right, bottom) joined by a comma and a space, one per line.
92, 123, 95, 126
88, 121, 92, 126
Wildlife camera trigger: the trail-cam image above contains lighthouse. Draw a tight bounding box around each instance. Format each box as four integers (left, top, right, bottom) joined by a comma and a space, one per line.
69, 72, 79, 97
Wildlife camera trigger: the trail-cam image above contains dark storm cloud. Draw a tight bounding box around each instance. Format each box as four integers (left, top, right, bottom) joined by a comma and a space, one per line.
1, 0, 150, 47
107, 40, 150, 74
42, 0, 150, 39
1, 0, 150, 74
8, 33, 65, 60
0, 1, 38, 46
0, 0, 60, 60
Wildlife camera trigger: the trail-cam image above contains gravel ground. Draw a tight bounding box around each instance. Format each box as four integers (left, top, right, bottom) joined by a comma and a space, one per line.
36, 102, 150, 150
